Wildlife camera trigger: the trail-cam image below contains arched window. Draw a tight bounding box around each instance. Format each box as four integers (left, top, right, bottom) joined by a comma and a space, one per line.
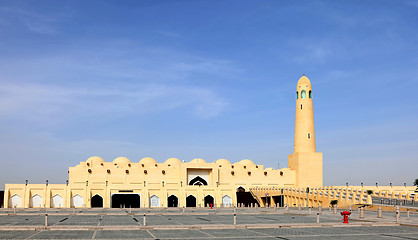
189, 176, 208, 186
296, 91, 299, 99
309, 90, 312, 98
301, 90, 306, 98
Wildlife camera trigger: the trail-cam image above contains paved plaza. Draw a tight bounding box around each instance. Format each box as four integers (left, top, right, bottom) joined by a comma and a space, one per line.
0, 207, 416, 239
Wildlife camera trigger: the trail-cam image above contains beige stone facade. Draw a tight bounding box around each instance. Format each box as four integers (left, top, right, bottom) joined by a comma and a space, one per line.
3, 75, 324, 208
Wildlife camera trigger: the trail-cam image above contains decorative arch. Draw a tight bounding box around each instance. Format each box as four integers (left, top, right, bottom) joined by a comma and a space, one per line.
222, 195, 232, 207
167, 194, 178, 207
301, 90, 306, 98
30, 194, 43, 208
91, 194, 103, 208
189, 176, 208, 186
9, 194, 22, 208
51, 194, 63, 208
236, 186, 246, 192
309, 90, 312, 98
186, 195, 197, 207
149, 194, 160, 207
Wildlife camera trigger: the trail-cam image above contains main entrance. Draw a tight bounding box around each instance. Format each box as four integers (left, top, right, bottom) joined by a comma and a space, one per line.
111, 194, 140, 208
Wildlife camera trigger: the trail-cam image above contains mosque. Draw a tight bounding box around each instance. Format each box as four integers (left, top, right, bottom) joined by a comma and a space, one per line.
3, 75, 323, 208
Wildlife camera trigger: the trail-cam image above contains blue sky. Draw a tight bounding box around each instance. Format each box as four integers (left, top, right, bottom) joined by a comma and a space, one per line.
0, 0, 417, 188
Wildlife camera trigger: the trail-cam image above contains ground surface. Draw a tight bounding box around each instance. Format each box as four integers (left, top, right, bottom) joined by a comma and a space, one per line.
0, 207, 416, 239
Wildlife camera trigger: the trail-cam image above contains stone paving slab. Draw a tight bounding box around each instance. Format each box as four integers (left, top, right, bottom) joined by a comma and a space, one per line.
95, 230, 153, 239
29, 230, 94, 239
0, 230, 38, 239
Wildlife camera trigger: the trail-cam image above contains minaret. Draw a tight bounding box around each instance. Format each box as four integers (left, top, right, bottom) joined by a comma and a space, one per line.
288, 74, 323, 188
294, 74, 316, 153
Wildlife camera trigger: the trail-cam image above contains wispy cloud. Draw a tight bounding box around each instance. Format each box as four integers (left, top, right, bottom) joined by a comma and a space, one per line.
0, 82, 228, 124
0, 7, 61, 34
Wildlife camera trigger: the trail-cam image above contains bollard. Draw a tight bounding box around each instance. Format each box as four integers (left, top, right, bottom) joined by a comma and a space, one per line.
396, 206, 400, 223
359, 207, 364, 218
285, 204, 289, 212
251, 203, 253, 208
316, 212, 319, 224
233, 208, 237, 225
318, 205, 322, 214
255, 204, 258, 209
333, 205, 337, 214
143, 213, 146, 226
45, 214, 48, 227
298, 204, 301, 211
407, 208, 410, 218
274, 205, 277, 211
182, 206, 185, 214
378, 206, 382, 218
349, 205, 352, 212
309, 207, 311, 215
13, 206, 16, 214
329, 206, 332, 212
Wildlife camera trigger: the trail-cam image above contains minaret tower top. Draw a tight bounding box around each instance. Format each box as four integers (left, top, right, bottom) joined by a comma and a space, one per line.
294, 74, 316, 153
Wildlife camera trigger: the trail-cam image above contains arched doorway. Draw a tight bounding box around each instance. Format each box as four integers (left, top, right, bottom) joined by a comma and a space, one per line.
204, 195, 214, 207
9, 194, 21, 208
149, 195, 160, 207
222, 195, 232, 207
30, 194, 43, 208
51, 194, 63, 208
186, 195, 196, 207
91, 194, 103, 208
71, 195, 84, 208
167, 195, 178, 207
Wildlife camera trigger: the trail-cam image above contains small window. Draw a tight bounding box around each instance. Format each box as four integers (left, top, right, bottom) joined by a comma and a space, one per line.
309, 90, 312, 98
301, 104, 302, 109
301, 90, 306, 98
308, 133, 310, 139
296, 91, 299, 99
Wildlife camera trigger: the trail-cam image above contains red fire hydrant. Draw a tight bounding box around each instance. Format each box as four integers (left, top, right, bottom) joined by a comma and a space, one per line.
210, 203, 213, 209
341, 211, 351, 223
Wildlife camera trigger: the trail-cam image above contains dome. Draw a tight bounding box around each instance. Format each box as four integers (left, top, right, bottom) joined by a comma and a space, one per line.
164, 158, 181, 165
297, 74, 311, 86
215, 159, 231, 165
139, 157, 157, 165
190, 158, 206, 164
237, 159, 255, 166
113, 157, 131, 165
86, 156, 105, 166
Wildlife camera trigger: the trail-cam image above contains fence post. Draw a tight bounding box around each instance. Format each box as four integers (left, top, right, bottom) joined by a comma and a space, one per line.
45, 214, 48, 227
143, 213, 146, 226
316, 212, 319, 224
